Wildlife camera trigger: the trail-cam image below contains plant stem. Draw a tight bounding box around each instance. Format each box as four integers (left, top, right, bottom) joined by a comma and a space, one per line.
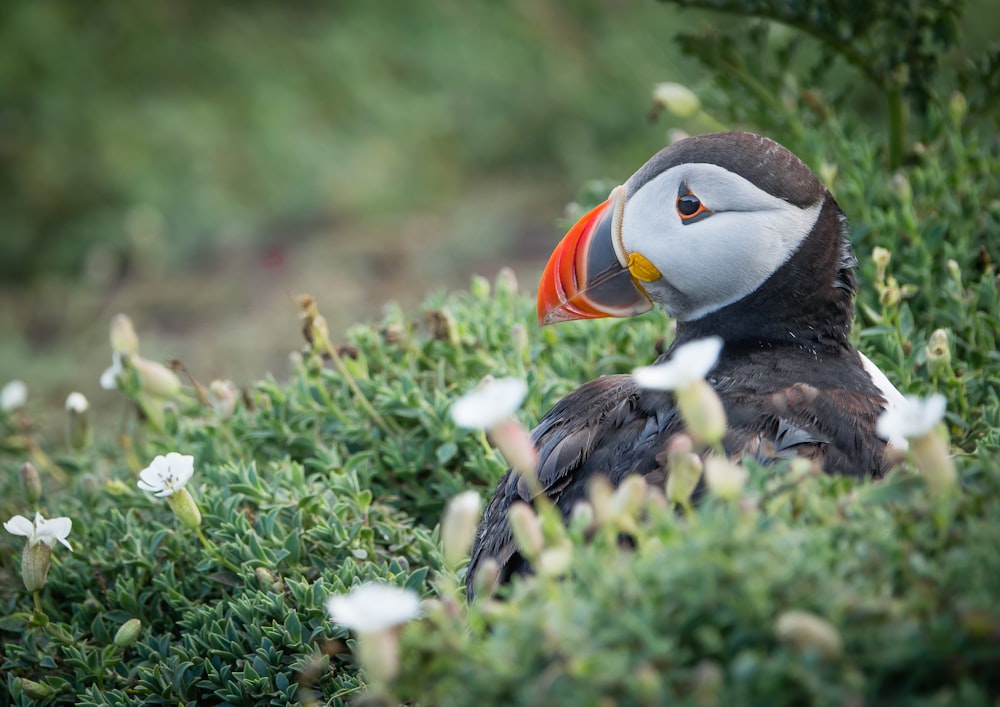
324, 340, 403, 438
196, 527, 242, 574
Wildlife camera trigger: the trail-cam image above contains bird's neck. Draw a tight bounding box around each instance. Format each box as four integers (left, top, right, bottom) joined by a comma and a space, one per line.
674, 197, 857, 355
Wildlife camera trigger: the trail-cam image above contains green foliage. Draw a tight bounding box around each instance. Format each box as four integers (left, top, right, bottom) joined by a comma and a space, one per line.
398, 454, 1000, 706
3, 2, 1000, 704
658, 0, 996, 166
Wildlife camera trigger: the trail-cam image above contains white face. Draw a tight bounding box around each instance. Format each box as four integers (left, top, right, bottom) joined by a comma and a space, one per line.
619, 163, 823, 321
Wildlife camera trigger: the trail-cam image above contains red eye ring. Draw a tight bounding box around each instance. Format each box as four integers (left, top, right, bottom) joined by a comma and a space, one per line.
676, 184, 712, 223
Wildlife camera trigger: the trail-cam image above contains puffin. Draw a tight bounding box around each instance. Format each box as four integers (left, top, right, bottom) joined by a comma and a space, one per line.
466, 131, 905, 598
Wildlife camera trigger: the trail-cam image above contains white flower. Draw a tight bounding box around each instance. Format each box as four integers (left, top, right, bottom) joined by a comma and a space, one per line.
1, 379, 28, 412
4, 512, 73, 551
101, 352, 125, 390
65, 392, 89, 413
632, 337, 724, 391
876, 393, 946, 440
326, 582, 421, 633
450, 377, 527, 430
137, 452, 195, 498
440, 490, 483, 567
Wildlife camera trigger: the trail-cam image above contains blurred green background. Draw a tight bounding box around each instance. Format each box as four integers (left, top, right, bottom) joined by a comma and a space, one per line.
0, 0, 995, 421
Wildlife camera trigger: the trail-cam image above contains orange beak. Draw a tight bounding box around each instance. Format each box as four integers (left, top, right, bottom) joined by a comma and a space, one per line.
537, 187, 653, 326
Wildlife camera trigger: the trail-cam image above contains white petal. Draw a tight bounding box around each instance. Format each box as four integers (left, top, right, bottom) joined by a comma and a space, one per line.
633, 337, 723, 391
1, 380, 28, 411
327, 582, 421, 633
65, 392, 89, 413
860, 353, 909, 450
920, 394, 947, 430
450, 377, 528, 430
163, 452, 195, 487
632, 363, 684, 391
876, 393, 946, 440
137, 453, 195, 497
3, 514, 35, 539
137, 457, 170, 494
100, 366, 118, 390
100, 352, 124, 390
36, 516, 73, 551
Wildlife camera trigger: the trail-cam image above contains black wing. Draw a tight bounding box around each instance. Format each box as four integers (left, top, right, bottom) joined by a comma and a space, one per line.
466, 374, 682, 598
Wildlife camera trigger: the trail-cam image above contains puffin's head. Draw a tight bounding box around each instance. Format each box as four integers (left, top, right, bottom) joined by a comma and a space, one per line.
537, 132, 832, 326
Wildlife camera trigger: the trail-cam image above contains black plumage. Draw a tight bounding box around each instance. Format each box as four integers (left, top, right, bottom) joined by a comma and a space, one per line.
466, 133, 894, 598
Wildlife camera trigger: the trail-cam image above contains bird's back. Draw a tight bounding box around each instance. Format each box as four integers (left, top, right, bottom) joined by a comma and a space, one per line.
466, 340, 889, 598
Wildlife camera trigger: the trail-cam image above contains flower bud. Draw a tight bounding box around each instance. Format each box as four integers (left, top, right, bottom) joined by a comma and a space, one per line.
425, 308, 459, 346
381, 322, 407, 346
81, 474, 99, 500
489, 418, 539, 485
925, 329, 951, 377
675, 379, 727, 446
255, 566, 279, 591
495, 266, 518, 297
818, 161, 837, 190
890, 172, 912, 205
507, 502, 543, 560
910, 430, 957, 495
569, 500, 594, 535
511, 324, 530, 365
21, 540, 52, 592
666, 451, 703, 506
110, 313, 140, 355
134, 356, 181, 398
1, 379, 28, 412
356, 628, 402, 687
946, 259, 961, 285
879, 276, 901, 307
440, 490, 482, 567
587, 475, 615, 526
611, 474, 647, 519
472, 557, 501, 599
208, 379, 239, 420
872, 247, 891, 283
469, 274, 491, 300
310, 312, 330, 351
692, 659, 724, 707
65, 392, 91, 450
652, 82, 702, 119
948, 91, 967, 124
775, 609, 843, 659
537, 545, 572, 577
166, 487, 202, 529
19, 679, 54, 699
105, 479, 132, 495
114, 618, 142, 648
20, 462, 42, 505
704, 457, 749, 500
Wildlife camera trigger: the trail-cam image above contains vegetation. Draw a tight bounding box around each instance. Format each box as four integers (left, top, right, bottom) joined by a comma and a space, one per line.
3, 0, 999, 704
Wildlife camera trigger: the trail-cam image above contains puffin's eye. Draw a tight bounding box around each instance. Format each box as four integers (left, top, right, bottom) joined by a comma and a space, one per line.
676, 183, 712, 224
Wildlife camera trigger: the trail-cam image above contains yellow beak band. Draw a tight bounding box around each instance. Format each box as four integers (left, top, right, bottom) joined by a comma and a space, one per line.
626, 252, 662, 282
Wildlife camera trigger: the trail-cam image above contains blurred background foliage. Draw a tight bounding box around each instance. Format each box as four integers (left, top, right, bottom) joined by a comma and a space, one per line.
0, 0, 694, 285
0, 0, 997, 423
